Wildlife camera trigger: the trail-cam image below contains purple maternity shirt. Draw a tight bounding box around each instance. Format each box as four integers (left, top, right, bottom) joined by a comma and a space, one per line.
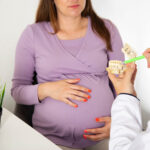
11, 17, 124, 148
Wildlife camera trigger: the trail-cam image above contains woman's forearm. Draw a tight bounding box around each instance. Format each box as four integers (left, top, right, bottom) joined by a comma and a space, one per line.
11, 84, 40, 105
38, 82, 50, 101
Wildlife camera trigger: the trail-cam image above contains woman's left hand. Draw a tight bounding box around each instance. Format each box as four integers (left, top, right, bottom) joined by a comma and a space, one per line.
83, 117, 111, 141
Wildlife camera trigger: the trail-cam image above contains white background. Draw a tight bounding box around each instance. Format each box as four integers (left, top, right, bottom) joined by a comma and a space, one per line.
0, 0, 150, 128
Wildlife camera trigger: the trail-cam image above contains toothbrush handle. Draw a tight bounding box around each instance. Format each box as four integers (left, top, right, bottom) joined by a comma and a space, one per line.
124, 55, 145, 64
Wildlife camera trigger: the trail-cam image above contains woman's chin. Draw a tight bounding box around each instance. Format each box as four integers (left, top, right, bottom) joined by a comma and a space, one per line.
65, 10, 82, 18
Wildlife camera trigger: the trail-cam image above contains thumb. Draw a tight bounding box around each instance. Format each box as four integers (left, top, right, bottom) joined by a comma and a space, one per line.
106, 68, 117, 84
64, 78, 80, 83
124, 63, 136, 81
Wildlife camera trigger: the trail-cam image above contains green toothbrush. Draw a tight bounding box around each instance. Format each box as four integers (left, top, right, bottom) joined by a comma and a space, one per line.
124, 55, 145, 64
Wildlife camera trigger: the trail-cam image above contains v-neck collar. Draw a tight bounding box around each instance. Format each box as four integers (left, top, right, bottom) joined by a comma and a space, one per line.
49, 17, 90, 58
46, 17, 102, 74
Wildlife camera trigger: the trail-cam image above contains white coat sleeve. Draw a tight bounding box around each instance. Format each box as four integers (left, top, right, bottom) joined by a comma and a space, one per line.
109, 94, 143, 150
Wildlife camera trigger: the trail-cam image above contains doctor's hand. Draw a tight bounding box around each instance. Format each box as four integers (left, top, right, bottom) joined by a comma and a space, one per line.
143, 48, 150, 68
83, 117, 111, 141
107, 63, 137, 96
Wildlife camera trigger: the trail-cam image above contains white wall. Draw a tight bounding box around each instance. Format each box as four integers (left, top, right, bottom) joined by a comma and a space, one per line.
0, 0, 150, 128
0, 0, 39, 112
92, 0, 150, 128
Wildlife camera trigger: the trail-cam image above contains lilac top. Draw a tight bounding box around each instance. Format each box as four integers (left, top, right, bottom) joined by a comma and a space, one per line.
11, 17, 124, 148
59, 36, 84, 57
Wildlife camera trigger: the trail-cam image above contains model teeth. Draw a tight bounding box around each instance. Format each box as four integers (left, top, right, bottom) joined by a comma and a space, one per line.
107, 43, 137, 75
122, 43, 137, 59
108, 60, 126, 74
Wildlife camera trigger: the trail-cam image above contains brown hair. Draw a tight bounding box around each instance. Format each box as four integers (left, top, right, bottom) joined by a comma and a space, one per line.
36, 0, 112, 50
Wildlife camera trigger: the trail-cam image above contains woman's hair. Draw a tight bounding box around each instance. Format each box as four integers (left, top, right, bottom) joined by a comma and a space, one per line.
36, 0, 112, 51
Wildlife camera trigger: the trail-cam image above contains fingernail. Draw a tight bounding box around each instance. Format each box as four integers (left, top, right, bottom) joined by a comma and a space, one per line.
87, 95, 91, 99
83, 99, 87, 102
74, 105, 78, 108
84, 130, 88, 133
83, 135, 87, 139
88, 89, 92, 93
96, 118, 99, 122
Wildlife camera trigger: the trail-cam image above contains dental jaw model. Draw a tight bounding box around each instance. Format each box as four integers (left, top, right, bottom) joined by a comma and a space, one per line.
122, 43, 137, 59
107, 43, 137, 75
108, 60, 126, 75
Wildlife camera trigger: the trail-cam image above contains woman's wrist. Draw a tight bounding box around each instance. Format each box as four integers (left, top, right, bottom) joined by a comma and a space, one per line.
38, 83, 48, 101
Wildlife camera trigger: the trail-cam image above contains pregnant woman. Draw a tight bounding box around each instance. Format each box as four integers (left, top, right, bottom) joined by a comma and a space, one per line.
11, 0, 124, 150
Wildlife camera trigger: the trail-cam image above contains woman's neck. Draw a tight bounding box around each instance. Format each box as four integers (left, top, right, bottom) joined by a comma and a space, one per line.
57, 15, 84, 33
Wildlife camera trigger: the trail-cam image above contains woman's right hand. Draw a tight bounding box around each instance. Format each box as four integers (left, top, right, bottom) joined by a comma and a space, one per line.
38, 78, 91, 108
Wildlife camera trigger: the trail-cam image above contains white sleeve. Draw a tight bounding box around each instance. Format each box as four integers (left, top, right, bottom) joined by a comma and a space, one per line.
109, 94, 143, 150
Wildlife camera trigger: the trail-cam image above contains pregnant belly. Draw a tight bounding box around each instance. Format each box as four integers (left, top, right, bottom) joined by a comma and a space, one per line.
32, 74, 114, 140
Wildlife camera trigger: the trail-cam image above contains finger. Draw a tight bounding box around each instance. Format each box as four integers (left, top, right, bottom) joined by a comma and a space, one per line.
63, 98, 78, 108
83, 133, 107, 141
67, 93, 88, 102
106, 68, 117, 84
64, 78, 80, 84
143, 48, 150, 68
131, 64, 137, 84
96, 117, 111, 123
69, 89, 90, 100
143, 48, 150, 56
70, 84, 91, 93
124, 63, 136, 81
118, 73, 124, 78
118, 67, 126, 78
84, 128, 105, 134
146, 55, 150, 68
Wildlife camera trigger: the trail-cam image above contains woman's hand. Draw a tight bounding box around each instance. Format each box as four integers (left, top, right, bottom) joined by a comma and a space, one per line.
83, 117, 111, 141
38, 78, 91, 108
